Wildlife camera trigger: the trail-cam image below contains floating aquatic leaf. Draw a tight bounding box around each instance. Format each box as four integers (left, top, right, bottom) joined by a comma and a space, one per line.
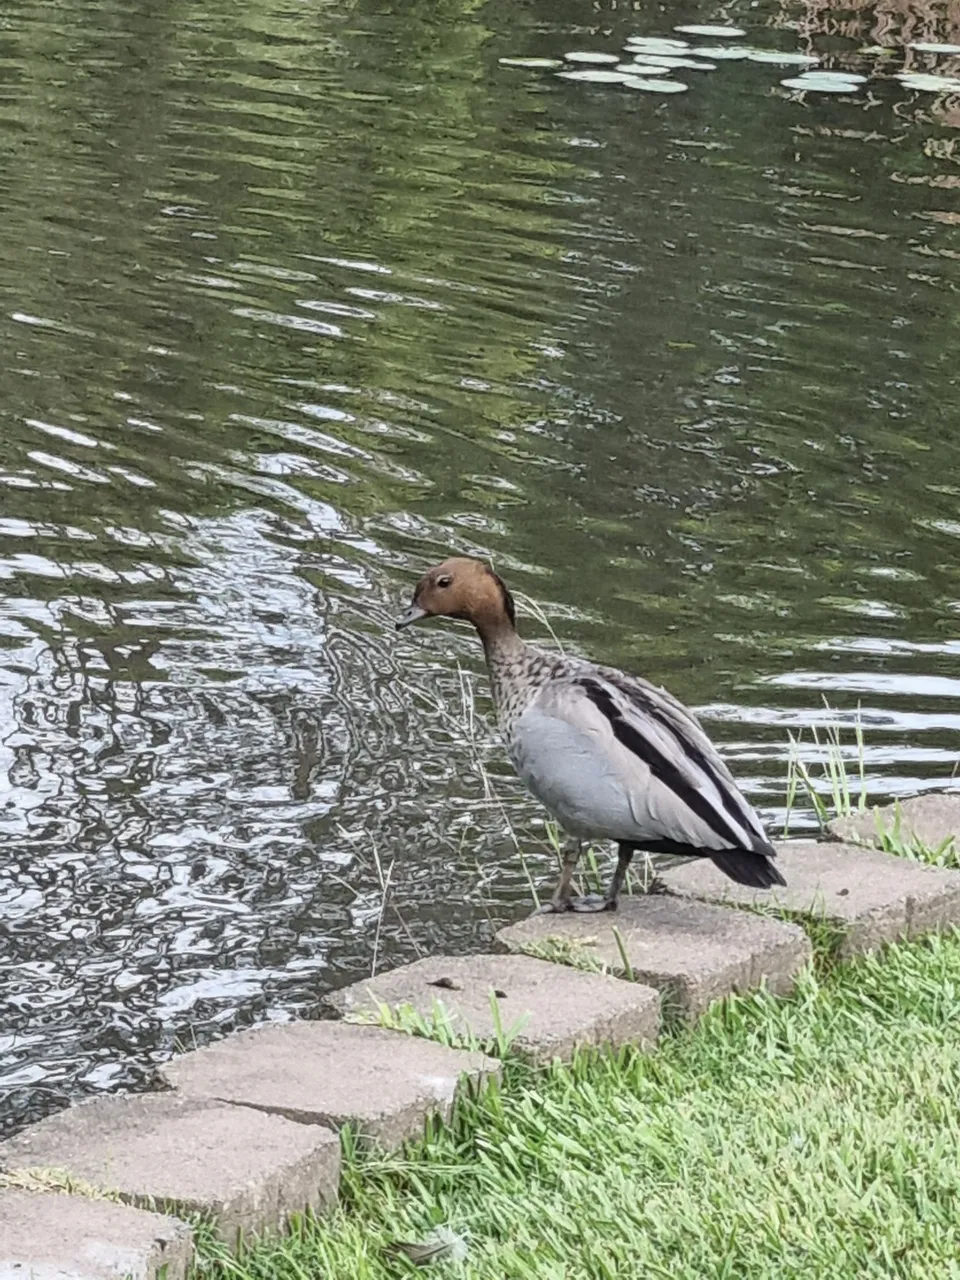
745, 49, 821, 66
897, 70, 960, 91
780, 73, 863, 92
674, 24, 746, 37
908, 41, 960, 55
557, 68, 632, 82
499, 57, 563, 69
625, 37, 690, 53
687, 45, 750, 59
617, 62, 671, 75
564, 51, 621, 64
630, 53, 715, 69
622, 76, 689, 92
809, 70, 866, 82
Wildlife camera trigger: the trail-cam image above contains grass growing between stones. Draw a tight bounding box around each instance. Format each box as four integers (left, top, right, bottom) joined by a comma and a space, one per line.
193, 930, 960, 1280
786, 710, 958, 868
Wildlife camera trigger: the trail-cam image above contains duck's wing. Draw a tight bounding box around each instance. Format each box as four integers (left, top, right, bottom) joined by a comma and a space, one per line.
511, 667, 774, 857
586, 666, 775, 855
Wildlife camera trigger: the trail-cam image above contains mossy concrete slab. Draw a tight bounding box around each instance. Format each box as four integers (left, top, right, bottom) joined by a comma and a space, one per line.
659, 841, 960, 957
162, 1021, 499, 1151
0, 1188, 193, 1280
829, 792, 960, 853
495, 895, 809, 1022
326, 953, 660, 1063
0, 1094, 339, 1246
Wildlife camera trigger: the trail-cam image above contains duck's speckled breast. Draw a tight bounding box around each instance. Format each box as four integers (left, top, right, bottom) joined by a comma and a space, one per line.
488, 643, 575, 741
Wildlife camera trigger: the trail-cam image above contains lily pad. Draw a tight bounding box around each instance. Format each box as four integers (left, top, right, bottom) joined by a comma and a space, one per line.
617, 62, 671, 76
622, 76, 689, 92
630, 53, 716, 69
808, 70, 867, 82
625, 37, 690, 53
674, 24, 746, 36
897, 70, 960, 91
564, 51, 622, 64
557, 68, 633, 82
499, 57, 563, 69
908, 41, 960, 55
780, 73, 863, 92
745, 49, 821, 66
688, 45, 750, 59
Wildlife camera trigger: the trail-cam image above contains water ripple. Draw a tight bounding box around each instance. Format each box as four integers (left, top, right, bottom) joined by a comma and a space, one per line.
1, 0, 960, 1133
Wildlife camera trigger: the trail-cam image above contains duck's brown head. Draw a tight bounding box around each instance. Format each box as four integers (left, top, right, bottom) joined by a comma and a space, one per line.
396, 557, 516, 635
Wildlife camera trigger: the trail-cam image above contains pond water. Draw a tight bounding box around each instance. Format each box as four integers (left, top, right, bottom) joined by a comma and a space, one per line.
2, 0, 960, 1133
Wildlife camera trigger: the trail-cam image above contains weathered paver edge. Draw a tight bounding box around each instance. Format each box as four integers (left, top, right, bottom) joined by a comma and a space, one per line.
0, 1186, 195, 1280
324, 953, 662, 1064
657, 839, 960, 959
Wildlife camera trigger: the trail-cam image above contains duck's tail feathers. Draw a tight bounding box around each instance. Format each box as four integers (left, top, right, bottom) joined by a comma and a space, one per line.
710, 848, 786, 889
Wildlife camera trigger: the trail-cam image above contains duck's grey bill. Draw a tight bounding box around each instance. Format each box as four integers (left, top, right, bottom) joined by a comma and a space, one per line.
396, 602, 428, 630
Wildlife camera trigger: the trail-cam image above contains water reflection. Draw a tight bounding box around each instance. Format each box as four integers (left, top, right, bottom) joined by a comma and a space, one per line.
1, 0, 959, 1133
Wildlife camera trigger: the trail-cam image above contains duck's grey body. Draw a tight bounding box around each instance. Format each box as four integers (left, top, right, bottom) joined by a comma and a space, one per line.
499, 654, 769, 852
485, 633, 783, 897
397, 555, 784, 912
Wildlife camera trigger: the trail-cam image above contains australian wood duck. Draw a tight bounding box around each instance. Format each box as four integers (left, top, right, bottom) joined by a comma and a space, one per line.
397, 557, 785, 912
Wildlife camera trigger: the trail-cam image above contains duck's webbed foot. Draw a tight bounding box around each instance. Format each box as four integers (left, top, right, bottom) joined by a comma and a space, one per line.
565, 843, 636, 913
530, 839, 582, 917
570, 893, 617, 913
534, 897, 573, 915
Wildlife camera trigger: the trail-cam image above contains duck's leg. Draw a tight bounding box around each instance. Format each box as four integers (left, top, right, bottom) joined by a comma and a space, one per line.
534, 839, 581, 914
570, 842, 635, 913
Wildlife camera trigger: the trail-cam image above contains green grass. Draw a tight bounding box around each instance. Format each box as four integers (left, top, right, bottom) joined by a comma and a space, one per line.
785, 708, 958, 869
193, 931, 960, 1280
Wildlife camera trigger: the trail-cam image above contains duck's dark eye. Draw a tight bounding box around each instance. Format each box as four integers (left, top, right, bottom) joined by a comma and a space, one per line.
436, 574, 453, 589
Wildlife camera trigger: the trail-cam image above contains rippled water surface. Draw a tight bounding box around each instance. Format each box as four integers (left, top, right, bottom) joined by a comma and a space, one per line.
2, 0, 960, 1132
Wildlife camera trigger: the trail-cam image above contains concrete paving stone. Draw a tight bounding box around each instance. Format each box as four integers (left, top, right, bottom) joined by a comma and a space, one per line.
162, 1021, 500, 1151
659, 841, 960, 958
325, 953, 660, 1064
0, 1093, 340, 1246
829, 792, 960, 853
495, 894, 810, 1022
0, 1188, 192, 1280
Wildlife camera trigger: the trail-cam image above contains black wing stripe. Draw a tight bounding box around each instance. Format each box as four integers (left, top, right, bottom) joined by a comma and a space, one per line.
580, 678, 748, 851
602, 673, 772, 854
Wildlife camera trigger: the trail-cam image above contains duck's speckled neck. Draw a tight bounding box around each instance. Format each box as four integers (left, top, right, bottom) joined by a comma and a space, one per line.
478, 624, 561, 735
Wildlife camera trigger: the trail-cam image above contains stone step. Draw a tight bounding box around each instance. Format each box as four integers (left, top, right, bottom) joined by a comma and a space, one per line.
161, 1020, 499, 1151
828, 792, 960, 855
495, 895, 810, 1022
658, 840, 960, 958
326, 953, 660, 1064
0, 1188, 192, 1280
0, 1094, 339, 1246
